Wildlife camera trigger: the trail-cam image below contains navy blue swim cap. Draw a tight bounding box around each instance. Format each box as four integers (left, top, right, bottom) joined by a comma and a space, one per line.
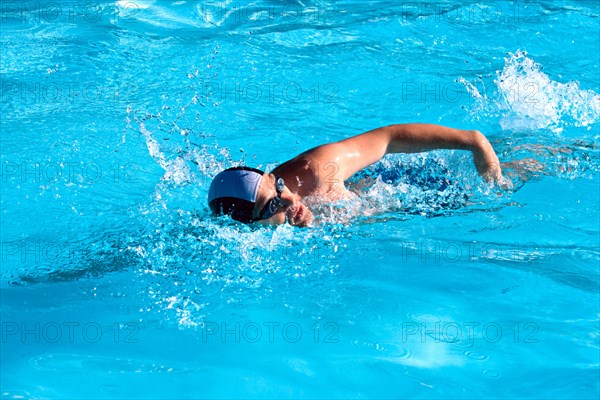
207, 167, 265, 223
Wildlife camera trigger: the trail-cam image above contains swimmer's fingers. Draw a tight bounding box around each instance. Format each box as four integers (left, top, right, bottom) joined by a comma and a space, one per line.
497, 175, 513, 190
485, 167, 512, 190
474, 159, 513, 190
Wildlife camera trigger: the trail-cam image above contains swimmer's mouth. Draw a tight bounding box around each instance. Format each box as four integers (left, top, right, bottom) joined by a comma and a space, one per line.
291, 205, 304, 224
296, 206, 305, 220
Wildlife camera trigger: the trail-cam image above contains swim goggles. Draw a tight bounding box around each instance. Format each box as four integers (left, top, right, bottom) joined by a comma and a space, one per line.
256, 175, 285, 220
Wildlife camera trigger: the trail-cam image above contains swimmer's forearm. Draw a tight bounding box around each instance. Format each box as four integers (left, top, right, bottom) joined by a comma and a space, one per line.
383, 124, 502, 181
384, 124, 483, 154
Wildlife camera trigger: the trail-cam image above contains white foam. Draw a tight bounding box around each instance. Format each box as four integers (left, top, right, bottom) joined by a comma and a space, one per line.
461, 50, 600, 133
497, 50, 600, 132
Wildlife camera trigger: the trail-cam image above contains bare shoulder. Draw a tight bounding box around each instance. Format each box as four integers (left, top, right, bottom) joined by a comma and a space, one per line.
272, 128, 390, 198
273, 148, 342, 197
272, 155, 320, 197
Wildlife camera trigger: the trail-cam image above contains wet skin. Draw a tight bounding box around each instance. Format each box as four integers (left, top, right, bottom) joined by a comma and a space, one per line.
250, 124, 506, 227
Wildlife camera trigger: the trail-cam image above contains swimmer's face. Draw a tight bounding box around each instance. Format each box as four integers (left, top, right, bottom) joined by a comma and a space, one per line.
253, 173, 314, 227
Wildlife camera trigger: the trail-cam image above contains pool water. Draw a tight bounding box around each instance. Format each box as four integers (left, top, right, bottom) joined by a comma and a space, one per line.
1, 1, 599, 398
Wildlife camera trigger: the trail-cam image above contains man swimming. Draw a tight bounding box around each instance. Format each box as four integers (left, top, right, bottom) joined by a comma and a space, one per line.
208, 123, 504, 227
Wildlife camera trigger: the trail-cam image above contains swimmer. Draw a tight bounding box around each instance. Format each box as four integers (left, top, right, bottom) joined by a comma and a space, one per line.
208, 124, 505, 227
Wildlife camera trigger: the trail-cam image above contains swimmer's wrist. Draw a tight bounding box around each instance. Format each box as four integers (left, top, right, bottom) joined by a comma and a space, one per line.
468, 130, 503, 181
469, 130, 497, 162
468, 130, 488, 153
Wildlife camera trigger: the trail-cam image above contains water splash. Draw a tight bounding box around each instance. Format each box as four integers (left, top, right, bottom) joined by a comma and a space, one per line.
346, 153, 479, 218
133, 206, 345, 327
460, 50, 600, 133
130, 115, 347, 327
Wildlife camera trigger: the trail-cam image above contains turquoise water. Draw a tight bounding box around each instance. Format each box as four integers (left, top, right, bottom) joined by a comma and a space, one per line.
1, 0, 599, 398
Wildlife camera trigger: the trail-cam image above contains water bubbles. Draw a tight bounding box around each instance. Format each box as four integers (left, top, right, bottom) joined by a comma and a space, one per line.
47, 64, 59, 74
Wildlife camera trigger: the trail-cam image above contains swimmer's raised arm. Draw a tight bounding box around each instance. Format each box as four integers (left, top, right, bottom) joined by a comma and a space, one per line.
298, 124, 503, 184
210, 124, 504, 224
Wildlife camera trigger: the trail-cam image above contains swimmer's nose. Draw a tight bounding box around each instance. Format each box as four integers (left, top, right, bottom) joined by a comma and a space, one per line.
280, 194, 295, 209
